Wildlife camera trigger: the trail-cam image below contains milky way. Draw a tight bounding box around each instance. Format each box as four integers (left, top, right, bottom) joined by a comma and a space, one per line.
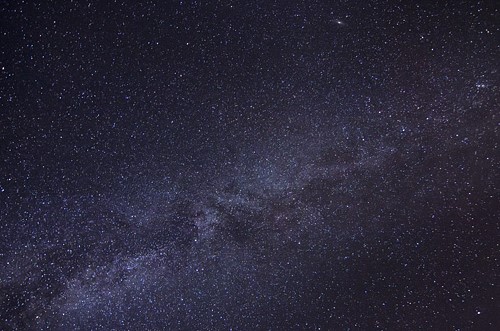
0, 1, 498, 330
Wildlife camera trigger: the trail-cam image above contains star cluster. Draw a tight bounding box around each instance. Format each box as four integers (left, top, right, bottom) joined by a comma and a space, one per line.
0, 1, 498, 330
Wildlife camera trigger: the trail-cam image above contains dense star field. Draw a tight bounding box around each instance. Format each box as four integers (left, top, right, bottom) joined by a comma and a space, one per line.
0, 1, 498, 330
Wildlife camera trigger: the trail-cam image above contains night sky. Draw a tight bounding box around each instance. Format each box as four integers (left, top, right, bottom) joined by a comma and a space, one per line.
1, 1, 499, 330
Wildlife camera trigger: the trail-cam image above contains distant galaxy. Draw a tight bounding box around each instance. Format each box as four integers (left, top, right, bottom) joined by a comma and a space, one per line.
0, 1, 498, 330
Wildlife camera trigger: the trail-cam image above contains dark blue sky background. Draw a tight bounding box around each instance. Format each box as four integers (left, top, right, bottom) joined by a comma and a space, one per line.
0, 1, 498, 330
